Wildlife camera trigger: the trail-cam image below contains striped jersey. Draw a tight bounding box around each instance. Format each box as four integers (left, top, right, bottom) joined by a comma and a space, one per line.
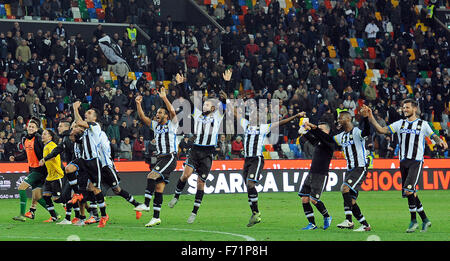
387, 118, 435, 161
240, 118, 271, 157
193, 107, 224, 147
334, 127, 367, 170
79, 122, 102, 160
151, 119, 178, 155
97, 130, 114, 167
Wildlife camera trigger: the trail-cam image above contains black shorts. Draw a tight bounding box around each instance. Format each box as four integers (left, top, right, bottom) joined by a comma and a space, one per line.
400, 159, 423, 194
68, 158, 102, 189
152, 153, 177, 184
101, 165, 121, 188
243, 156, 264, 183
343, 167, 367, 193
298, 172, 328, 201
43, 179, 63, 197
184, 145, 214, 182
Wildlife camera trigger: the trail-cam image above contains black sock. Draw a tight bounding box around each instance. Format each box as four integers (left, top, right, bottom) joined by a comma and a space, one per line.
302, 202, 315, 225
247, 187, 259, 213
174, 179, 186, 200
192, 190, 204, 214
342, 192, 353, 222
80, 215, 86, 220
66, 171, 79, 194
73, 203, 81, 218
65, 202, 73, 220
153, 192, 163, 219
415, 195, 428, 221
313, 201, 330, 218
118, 189, 139, 207
407, 194, 417, 221
94, 193, 107, 217
43, 195, 57, 218
30, 207, 37, 214
352, 203, 369, 226
88, 202, 98, 218
145, 178, 156, 207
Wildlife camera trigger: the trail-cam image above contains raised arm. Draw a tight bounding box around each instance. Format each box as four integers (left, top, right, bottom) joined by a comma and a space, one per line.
362, 104, 390, 135
158, 86, 177, 123
271, 111, 306, 130
135, 95, 152, 127
73, 101, 89, 129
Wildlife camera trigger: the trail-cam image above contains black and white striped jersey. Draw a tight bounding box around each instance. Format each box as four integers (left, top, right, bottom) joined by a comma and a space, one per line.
79, 122, 102, 160
334, 127, 367, 170
240, 118, 271, 157
387, 118, 435, 161
151, 119, 178, 155
193, 107, 224, 147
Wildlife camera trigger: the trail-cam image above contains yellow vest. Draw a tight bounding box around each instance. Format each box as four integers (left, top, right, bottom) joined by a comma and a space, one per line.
127, 27, 137, 41
43, 141, 64, 181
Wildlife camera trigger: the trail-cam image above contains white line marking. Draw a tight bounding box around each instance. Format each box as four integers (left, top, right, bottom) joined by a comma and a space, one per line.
0, 224, 256, 241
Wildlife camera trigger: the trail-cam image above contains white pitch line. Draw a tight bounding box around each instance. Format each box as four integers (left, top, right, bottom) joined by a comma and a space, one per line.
0, 224, 256, 241
110, 225, 257, 241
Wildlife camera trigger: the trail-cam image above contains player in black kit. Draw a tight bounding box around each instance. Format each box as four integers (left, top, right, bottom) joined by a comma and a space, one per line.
298, 122, 335, 230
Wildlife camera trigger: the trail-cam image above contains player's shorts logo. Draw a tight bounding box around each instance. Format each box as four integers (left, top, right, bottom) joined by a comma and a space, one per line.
249, 174, 255, 179
155, 166, 160, 171
202, 174, 207, 179
348, 179, 352, 184
407, 185, 412, 189
316, 194, 320, 198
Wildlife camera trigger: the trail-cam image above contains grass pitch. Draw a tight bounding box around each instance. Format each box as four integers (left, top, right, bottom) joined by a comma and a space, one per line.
0, 190, 449, 241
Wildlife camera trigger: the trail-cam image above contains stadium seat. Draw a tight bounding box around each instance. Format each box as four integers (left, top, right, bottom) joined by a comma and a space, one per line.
264, 144, 274, 152
262, 151, 271, 159
327, 46, 336, 58
368, 47, 376, 59
128, 72, 137, 81
407, 49, 415, 60
433, 122, 442, 131
356, 38, 365, 48
350, 38, 358, 48
269, 151, 280, 159
135, 72, 143, 79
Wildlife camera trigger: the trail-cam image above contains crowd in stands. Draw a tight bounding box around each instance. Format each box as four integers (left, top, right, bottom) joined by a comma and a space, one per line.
0, 0, 449, 162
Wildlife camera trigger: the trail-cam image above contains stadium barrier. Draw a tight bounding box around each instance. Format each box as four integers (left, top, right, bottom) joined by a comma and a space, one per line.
0, 159, 448, 198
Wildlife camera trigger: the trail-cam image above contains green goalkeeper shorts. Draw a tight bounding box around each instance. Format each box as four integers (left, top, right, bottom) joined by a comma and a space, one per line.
23, 171, 46, 189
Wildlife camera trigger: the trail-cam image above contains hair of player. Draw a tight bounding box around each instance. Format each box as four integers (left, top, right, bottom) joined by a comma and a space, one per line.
28, 118, 40, 128
44, 128, 58, 142
318, 121, 331, 131
339, 110, 352, 119
90, 108, 101, 121
401, 98, 418, 108
158, 106, 169, 116
59, 120, 71, 128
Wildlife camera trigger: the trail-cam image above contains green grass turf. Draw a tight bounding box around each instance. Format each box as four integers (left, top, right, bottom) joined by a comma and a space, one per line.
0, 190, 449, 241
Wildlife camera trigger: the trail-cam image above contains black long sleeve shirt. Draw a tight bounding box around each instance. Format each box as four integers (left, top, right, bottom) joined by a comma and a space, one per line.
303, 128, 336, 174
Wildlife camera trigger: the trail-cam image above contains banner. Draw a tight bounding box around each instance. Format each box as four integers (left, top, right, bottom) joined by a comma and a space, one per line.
1, 166, 449, 199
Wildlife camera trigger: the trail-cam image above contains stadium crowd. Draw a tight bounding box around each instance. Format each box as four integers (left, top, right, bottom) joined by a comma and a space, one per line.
0, 0, 449, 163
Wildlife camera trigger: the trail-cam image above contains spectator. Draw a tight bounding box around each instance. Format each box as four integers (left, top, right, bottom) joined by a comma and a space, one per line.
1, 95, 15, 119
119, 120, 131, 142
216, 134, 230, 160
15, 40, 31, 63
178, 135, 193, 159
29, 97, 46, 119
119, 137, 132, 160
4, 137, 19, 162
110, 138, 119, 160
343, 95, 357, 117
106, 119, 122, 141
132, 135, 146, 161
231, 136, 244, 159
